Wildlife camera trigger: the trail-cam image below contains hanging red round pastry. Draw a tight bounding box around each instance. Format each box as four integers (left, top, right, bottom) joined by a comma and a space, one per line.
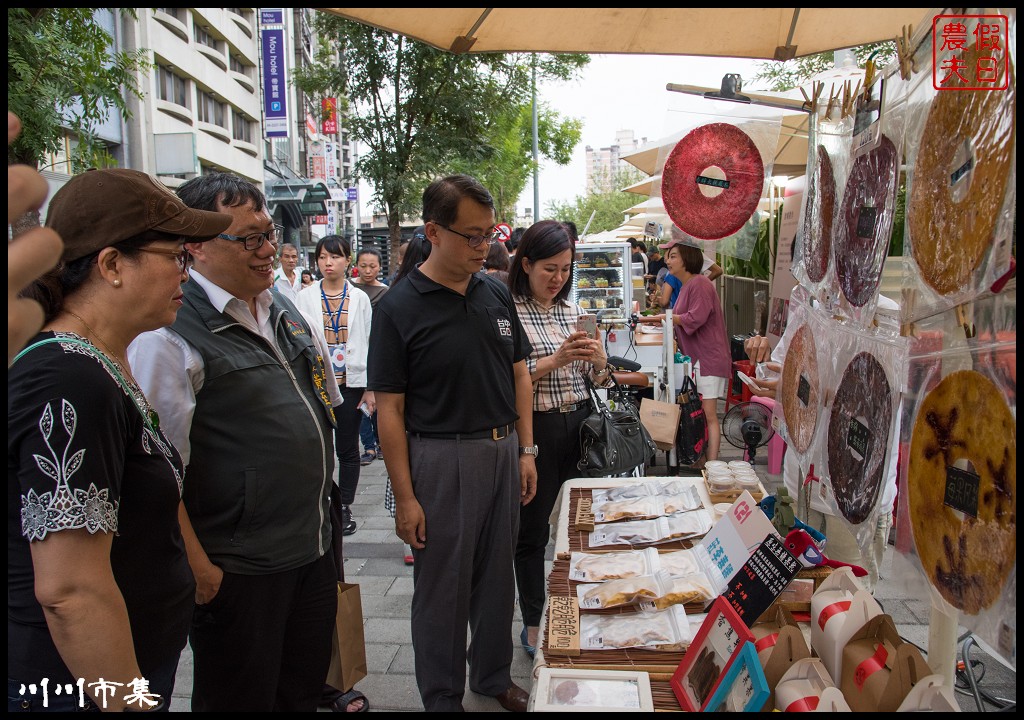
803, 146, 835, 284
834, 135, 899, 307
661, 123, 765, 240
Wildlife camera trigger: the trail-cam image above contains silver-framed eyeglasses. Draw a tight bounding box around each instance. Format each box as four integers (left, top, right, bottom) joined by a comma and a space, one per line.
217, 224, 283, 251
137, 247, 193, 271
437, 224, 505, 249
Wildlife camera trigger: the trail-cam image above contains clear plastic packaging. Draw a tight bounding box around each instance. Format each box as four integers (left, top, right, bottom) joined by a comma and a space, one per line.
580, 604, 695, 651
894, 301, 1016, 667
592, 479, 688, 503
902, 19, 1017, 322
592, 485, 703, 521
569, 548, 657, 582
589, 509, 713, 548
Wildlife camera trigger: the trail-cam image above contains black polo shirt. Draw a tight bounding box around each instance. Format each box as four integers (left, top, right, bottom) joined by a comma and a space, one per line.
368, 268, 531, 434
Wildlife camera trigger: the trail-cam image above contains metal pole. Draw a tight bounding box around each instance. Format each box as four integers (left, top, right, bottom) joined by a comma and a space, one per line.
532, 54, 540, 223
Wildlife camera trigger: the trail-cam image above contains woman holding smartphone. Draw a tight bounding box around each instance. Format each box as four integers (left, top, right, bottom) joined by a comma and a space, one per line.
506, 220, 614, 658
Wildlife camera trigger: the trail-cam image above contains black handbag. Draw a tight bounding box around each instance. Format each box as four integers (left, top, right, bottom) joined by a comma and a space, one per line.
577, 377, 657, 477
675, 374, 707, 465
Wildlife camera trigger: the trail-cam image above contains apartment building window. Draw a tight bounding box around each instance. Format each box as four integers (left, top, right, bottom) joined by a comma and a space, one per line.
194, 25, 221, 52
229, 55, 248, 76
197, 91, 225, 128
157, 8, 184, 23
157, 66, 189, 108
232, 110, 252, 143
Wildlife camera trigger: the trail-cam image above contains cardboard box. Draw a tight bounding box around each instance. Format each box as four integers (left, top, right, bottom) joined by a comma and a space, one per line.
750, 605, 810, 711
839, 614, 932, 712
775, 658, 851, 712
809, 567, 881, 684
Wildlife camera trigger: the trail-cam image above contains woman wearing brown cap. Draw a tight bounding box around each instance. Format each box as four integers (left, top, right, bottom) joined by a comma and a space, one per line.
8, 168, 231, 711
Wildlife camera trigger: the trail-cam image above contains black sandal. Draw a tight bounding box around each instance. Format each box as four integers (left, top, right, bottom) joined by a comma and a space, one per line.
324, 688, 369, 713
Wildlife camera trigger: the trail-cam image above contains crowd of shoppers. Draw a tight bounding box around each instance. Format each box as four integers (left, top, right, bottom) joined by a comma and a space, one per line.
9, 118, 753, 712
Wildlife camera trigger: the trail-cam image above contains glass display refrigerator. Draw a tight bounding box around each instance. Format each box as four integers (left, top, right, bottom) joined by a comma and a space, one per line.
571, 241, 634, 320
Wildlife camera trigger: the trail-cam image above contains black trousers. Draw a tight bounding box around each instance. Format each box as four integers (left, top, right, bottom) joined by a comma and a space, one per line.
514, 406, 589, 627
335, 385, 366, 504
189, 552, 338, 712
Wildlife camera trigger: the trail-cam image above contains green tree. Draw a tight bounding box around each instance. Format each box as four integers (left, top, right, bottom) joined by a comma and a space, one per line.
449, 103, 581, 224
8, 9, 149, 171
293, 15, 587, 259
753, 43, 897, 92
547, 168, 646, 235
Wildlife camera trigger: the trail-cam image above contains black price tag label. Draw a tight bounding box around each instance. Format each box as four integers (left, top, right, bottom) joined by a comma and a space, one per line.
797, 374, 811, 406
724, 534, 800, 623
950, 157, 973, 186
856, 206, 878, 239
847, 417, 870, 461
944, 465, 980, 518
696, 175, 731, 189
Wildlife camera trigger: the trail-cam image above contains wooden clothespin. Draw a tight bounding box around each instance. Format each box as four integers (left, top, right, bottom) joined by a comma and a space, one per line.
896, 24, 916, 80
955, 302, 976, 339
900, 288, 918, 338
824, 87, 839, 121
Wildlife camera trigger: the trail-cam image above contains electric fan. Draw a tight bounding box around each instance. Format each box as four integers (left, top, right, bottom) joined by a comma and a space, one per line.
722, 401, 775, 463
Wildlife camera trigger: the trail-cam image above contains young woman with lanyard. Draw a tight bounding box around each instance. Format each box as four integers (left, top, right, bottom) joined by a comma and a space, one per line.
507, 220, 615, 658
296, 235, 374, 536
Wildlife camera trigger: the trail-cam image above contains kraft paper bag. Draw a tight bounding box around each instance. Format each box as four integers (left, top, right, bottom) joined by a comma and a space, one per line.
639, 397, 681, 451
326, 582, 368, 692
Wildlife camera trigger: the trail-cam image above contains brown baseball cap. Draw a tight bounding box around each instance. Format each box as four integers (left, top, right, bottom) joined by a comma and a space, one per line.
45, 168, 233, 262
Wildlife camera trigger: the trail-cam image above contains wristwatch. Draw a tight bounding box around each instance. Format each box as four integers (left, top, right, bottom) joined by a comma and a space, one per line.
519, 445, 539, 458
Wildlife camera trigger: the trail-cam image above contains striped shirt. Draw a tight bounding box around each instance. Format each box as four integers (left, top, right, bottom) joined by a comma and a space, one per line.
514, 295, 614, 412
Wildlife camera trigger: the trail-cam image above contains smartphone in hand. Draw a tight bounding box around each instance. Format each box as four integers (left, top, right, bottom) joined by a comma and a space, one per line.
576, 313, 598, 339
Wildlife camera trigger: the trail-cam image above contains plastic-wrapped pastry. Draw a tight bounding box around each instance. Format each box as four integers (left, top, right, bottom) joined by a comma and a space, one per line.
578, 575, 663, 609
569, 548, 656, 582
657, 549, 701, 577
580, 605, 694, 650
593, 496, 661, 522
592, 480, 690, 504
642, 572, 716, 611
589, 509, 712, 548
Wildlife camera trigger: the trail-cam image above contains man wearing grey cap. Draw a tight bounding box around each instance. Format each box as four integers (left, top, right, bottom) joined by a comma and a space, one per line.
128, 172, 351, 712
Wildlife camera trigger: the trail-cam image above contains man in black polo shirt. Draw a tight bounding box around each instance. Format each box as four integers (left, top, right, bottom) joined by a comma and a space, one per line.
368, 175, 537, 712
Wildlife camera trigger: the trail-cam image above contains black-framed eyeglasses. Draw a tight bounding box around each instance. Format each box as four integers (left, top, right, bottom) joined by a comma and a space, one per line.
217, 224, 283, 251
137, 247, 192, 272
436, 224, 504, 249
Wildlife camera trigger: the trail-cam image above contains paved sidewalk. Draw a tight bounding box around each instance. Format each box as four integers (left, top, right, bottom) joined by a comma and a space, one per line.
170, 404, 1015, 712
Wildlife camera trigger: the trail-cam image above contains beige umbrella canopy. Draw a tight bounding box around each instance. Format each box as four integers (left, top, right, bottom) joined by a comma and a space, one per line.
320, 8, 926, 61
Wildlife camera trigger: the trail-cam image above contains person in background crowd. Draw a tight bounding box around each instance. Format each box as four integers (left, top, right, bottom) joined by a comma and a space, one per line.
656, 237, 723, 309
386, 236, 414, 285
296, 236, 375, 538
484, 239, 511, 283
507, 220, 614, 659
743, 292, 901, 591
10, 168, 231, 711
301, 269, 314, 288
647, 246, 667, 281
629, 237, 649, 276
663, 241, 730, 462
507, 226, 525, 258
273, 242, 302, 301
8, 112, 63, 364
353, 248, 389, 305
368, 174, 536, 712
127, 173, 359, 712
352, 248, 388, 467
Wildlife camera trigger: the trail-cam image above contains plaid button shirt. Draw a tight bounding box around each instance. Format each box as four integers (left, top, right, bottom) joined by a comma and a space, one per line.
514, 295, 614, 412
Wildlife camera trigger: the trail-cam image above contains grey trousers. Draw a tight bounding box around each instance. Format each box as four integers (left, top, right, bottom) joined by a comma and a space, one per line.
408, 433, 521, 712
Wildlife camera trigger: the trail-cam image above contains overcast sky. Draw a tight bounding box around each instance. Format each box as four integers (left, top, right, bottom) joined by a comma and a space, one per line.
357, 52, 773, 221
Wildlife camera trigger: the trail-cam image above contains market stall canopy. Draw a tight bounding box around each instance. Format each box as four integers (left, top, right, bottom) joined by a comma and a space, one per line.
624, 197, 666, 215
320, 8, 926, 60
